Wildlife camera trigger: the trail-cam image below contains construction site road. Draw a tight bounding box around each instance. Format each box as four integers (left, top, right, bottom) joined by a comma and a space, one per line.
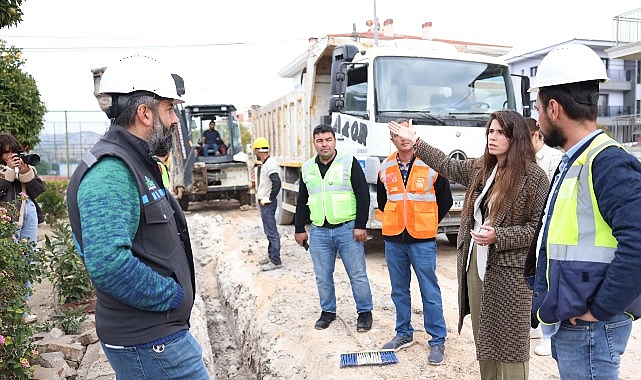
29, 200, 641, 379
188, 200, 641, 380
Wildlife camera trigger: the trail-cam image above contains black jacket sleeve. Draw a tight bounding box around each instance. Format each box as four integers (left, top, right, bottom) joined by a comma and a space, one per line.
434, 174, 453, 223
350, 158, 370, 230
269, 172, 281, 201
294, 178, 310, 233
376, 175, 387, 212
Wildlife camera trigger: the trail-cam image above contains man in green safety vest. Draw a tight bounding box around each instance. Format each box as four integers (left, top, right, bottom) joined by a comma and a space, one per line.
294, 124, 374, 332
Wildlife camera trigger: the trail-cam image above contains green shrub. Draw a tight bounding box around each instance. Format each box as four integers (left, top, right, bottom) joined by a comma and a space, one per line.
43, 220, 93, 305
37, 189, 66, 225
0, 202, 46, 379
50, 306, 88, 335
36, 179, 69, 225
42, 179, 68, 197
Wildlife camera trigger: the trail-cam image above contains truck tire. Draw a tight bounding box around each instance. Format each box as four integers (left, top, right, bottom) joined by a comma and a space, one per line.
446, 233, 457, 245
238, 191, 251, 206
178, 196, 189, 211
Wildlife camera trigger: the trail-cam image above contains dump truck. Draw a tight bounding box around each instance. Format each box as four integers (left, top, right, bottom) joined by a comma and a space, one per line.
252, 31, 530, 244
91, 67, 251, 211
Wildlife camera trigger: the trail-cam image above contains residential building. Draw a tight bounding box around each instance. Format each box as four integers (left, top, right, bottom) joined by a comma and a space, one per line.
506, 9, 641, 144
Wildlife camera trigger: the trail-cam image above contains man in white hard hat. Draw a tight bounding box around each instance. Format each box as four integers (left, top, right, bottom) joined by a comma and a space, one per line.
67, 56, 210, 379
524, 44, 641, 379
252, 136, 283, 271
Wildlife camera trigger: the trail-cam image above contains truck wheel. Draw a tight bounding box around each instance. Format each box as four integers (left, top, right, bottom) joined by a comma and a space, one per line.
178, 196, 189, 211
446, 233, 457, 245
238, 191, 251, 206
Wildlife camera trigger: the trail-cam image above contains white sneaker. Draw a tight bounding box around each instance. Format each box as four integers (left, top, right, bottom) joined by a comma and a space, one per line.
530, 326, 542, 339
24, 314, 37, 324
534, 337, 552, 356
258, 257, 270, 265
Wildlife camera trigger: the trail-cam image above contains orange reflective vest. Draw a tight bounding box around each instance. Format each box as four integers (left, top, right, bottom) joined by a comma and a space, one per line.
379, 153, 438, 238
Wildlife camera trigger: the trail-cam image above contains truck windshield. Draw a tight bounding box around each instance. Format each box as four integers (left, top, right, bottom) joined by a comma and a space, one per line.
374, 57, 514, 116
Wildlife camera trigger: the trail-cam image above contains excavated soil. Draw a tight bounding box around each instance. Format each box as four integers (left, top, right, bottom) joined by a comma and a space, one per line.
31, 200, 641, 379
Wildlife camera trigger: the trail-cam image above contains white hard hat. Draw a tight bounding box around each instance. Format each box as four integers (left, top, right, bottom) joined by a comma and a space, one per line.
98, 55, 184, 104
528, 44, 609, 92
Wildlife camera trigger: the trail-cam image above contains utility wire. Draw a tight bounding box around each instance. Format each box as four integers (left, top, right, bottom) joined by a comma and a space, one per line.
0, 35, 308, 52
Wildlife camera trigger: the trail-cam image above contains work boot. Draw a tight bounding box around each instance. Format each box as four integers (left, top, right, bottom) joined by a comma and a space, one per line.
356, 311, 373, 332
314, 311, 336, 330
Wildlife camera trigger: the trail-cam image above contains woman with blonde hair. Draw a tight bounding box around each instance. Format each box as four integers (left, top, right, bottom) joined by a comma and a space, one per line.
389, 111, 548, 379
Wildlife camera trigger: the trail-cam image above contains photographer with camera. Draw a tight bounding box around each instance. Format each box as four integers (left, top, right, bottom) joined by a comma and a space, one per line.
1, 132, 45, 323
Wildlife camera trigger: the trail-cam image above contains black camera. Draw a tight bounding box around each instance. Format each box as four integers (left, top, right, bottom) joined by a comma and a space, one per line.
17, 151, 41, 166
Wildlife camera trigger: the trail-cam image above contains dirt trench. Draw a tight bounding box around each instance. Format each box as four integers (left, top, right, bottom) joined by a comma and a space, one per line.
30, 200, 641, 379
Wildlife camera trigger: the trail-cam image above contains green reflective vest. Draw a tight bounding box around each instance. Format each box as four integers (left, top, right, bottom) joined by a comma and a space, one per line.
547, 133, 618, 260
156, 161, 170, 189
302, 152, 356, 226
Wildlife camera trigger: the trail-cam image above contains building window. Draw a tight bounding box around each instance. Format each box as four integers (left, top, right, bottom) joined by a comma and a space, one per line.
598, 94, 609, 117
601, 58, 609, 70
530, 66, 537, 76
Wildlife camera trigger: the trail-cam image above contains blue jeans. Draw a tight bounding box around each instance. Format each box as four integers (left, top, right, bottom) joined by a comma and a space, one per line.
309, 220, 373, 313
384, 240, 446, 346
16, 198, 38, 243
101, 331, 209, 379
259, 200, 281, 265
15, 198, 37, 306
201, 143, 218, 156
552, 313, 632, 380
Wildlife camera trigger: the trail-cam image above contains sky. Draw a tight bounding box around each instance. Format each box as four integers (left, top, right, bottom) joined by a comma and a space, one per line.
1, 0, 640, 126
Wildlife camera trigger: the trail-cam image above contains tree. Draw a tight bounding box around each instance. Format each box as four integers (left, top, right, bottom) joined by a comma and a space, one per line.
0, 39, 46, 150
240, 122, 252, 152
0, 0, 23, 29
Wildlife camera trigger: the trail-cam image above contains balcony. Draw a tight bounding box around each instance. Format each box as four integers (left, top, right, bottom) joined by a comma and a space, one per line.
606, 8, 641, 60
599, 105, 633, 117
601, 68, 632, 91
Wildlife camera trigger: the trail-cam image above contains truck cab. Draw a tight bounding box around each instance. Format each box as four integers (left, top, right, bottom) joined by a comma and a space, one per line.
253, 35, 530, 244
172, 104, 251, 210
329, 43, 529, 243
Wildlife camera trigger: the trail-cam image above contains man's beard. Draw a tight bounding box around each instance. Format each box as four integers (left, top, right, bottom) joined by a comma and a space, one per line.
149, 114, 175, 156
542, 119, 565, 148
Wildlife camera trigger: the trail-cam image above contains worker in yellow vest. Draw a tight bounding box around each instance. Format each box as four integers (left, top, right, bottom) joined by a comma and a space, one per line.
294, 124, 373, 332
377, 119, 452, 365
524, 43, 641, 379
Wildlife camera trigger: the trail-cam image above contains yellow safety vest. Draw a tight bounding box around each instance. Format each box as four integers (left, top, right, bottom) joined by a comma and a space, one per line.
302, 152, 356, 226
540, 133, 626, 322
547, 134, 618, 260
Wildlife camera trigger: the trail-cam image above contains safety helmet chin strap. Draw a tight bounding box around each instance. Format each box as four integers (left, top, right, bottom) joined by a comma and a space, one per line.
104, 94, 128, 120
